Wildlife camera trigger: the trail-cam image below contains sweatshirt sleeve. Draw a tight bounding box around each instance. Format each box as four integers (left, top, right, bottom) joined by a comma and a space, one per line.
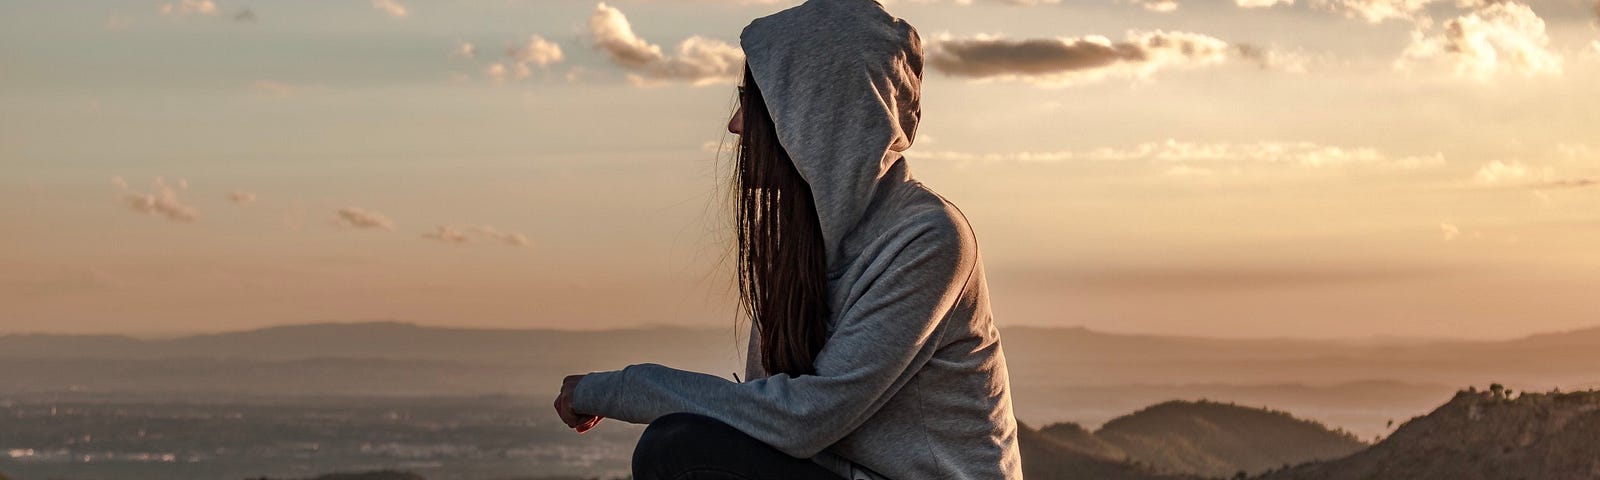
569, 221, 974, 459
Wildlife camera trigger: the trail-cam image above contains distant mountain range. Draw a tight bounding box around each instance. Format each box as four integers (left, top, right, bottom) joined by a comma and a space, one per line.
5, 320, 1600, 440
8, 320, 1600, 385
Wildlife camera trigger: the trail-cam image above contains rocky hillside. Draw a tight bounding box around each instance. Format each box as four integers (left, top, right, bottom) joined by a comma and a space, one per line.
1033, 400, 1366, 478
1260, 387, 1600, 480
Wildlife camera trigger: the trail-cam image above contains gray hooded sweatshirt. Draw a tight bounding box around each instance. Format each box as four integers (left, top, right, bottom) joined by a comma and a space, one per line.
570, 1, 1023, 479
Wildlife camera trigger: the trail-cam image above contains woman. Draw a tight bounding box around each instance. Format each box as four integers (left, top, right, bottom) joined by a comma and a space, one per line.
551, 1, 1022, 479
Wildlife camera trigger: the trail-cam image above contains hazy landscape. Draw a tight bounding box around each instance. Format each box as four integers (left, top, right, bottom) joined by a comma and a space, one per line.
8, 0, 1600, 476
4, 321, 1600, 479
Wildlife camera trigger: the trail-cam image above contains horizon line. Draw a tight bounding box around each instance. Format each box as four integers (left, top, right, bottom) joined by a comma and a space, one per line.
5, 318, 1594, 344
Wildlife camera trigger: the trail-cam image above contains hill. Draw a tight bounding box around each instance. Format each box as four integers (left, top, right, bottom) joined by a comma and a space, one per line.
1018, 422, 1197, 480
1259, 388, 1600, 480
1039, 421, 1128, 460
1033, 400, 1366, 477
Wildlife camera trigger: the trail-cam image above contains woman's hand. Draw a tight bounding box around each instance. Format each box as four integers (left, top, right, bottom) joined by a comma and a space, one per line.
555, 374, 604, 433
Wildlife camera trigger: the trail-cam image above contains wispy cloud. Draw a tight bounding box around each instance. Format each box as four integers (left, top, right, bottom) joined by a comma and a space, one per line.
1440, 221, 1463, 240
452, 41, 476, 59
1536, 178, 1599, 188
228, 190, 257, 205
422, 225, 471, 244
1238, 0, 1295, 8
486, 35, 564, 82
587, 3, 743, 86
1312, 0, 1440, 23
250, 80, 294, 98
336, 207, 394, 230
917, 140, 1446, 171
115, 176, 200, 223
421, 225, 531, 247
471, 225, 531, 247
371, 0, 408, 18
1473, 160, 1553, 185
160, 0, 218, 16
1128, 0, 1179, 12
1233, 44, 1314, 73
925, 31, 1254, 86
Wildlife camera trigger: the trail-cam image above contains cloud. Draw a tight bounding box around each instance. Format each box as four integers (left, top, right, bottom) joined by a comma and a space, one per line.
250, 80, 294, 98
452, 41, 476, 59
233, 8, 257, 22
1473, 159, 1553, 185
486, 35, 564, 82
1398, 1, 1562, 79
422, 225, 471, 244
160, 0, 218, 16
1536, 177, 1599, 188
117, 176, 200, 223
1233, 44, 1313, 73
925, 31, 1247, 86
372, 0, 408, 18
1312, 0, 1440, 23
587, 3, 744, 86
336, 207, 394, 230
509, 35, 564, 67
471, 225, 531, 247
917, 139, 1446, 170
485, 63, 523, 82
1126, 0, 1180, 11
1238, 0, 1295, 7
1440, 221, 1461, 240
421, 224, 531, 247
228, 191, 257, 204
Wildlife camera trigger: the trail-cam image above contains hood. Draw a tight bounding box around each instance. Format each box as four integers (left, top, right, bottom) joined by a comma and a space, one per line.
739, 0, 924, 270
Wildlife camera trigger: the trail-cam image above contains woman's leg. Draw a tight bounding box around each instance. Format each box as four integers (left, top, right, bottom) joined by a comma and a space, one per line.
632, 412, 848, 480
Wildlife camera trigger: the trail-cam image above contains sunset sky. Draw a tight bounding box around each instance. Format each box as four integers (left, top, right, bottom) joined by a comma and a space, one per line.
3, 0, 1598, 338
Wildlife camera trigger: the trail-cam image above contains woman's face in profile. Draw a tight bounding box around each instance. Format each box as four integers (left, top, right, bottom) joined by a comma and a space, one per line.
728, 85, 745, 135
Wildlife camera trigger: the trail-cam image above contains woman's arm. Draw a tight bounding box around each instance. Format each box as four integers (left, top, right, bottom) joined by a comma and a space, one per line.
570, 218, 975, 458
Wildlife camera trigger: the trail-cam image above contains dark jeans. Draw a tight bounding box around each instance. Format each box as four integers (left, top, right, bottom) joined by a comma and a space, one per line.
632, 412, 848, 480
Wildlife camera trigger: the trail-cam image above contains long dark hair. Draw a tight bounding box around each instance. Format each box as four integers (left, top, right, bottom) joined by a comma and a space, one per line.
732, 63, 831, 377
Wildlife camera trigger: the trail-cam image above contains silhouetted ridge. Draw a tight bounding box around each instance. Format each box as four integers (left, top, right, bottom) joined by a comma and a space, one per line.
1018, 422, 1198, 480
1039, 421, 1128, 460
1031, 400, 1364, 477
1259, 387, 1600, 480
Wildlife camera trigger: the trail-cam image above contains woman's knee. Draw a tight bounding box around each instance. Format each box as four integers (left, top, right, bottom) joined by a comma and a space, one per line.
634, 412, 730, 467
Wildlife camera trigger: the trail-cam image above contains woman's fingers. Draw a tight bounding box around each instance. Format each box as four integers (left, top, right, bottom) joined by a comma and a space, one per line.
575, 414, 602, 433
554, 392, 580, 428
556, 374, 596, 432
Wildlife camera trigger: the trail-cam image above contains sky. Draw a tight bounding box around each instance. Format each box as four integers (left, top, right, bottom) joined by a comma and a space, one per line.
2, 0, 1598, 338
